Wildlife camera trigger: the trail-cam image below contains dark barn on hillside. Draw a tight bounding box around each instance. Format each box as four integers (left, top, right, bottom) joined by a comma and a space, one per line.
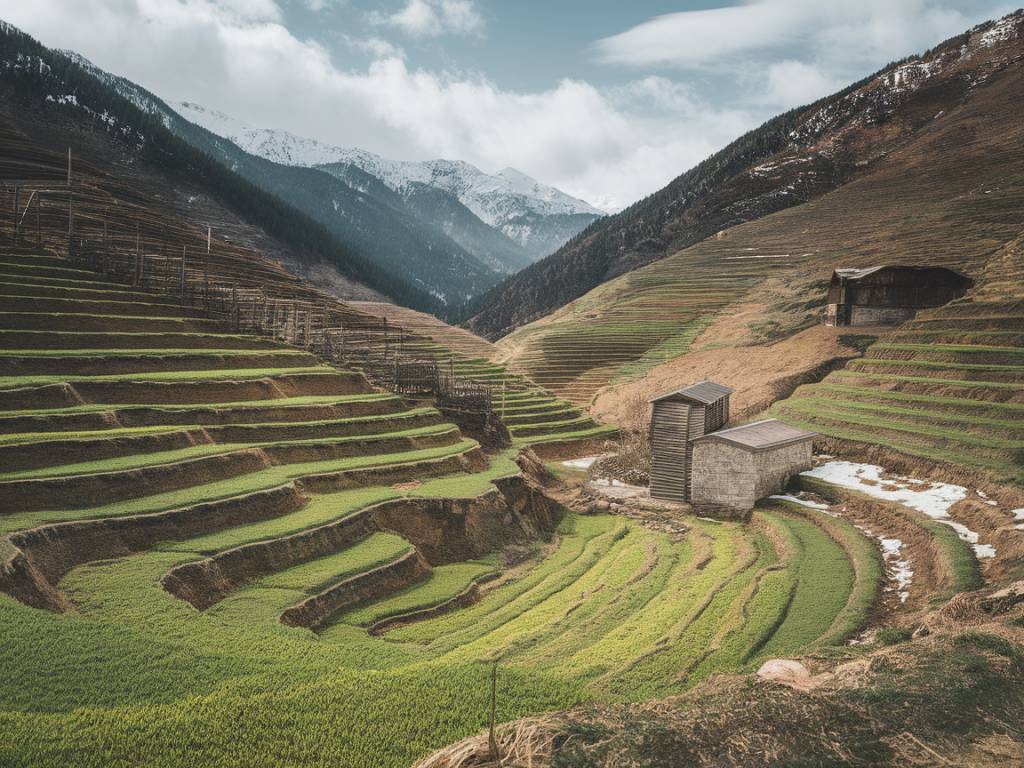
824, 266, 973, 327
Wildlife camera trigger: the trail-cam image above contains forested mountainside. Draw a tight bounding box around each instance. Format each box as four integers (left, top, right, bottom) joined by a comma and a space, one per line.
175, 99, 603, 266
464, 11, 1024, 339
0, 22, 470, 312
45, 49, 506, 314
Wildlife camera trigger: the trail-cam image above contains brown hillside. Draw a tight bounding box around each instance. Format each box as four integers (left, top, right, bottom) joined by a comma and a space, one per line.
467, 11, 1024, 342
494, 13, 1024, 410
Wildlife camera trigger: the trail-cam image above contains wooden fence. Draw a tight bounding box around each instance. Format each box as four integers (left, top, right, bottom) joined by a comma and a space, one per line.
0, 178, 493, 412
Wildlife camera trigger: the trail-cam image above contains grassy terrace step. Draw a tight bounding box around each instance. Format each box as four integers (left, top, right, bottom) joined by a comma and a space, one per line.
0, 408, 443, 472
849, 358, 1024, 380
773, 405, 1021, 461
830, 369, 1024, 395
0, 393, 403, 433
0, 294, 209, 318
0, 280, 183, 304
0, 422, 461, 482
329, 561, 496, 630
0, 260, 113, 280
501, 407, 581, 425
261, 533, 414, 594
161, 453, 520, 556
0, 311, 228, 334
509, 415, 599, 437
0, 349, 319, 376
0, 369, 367, 411
512, 423, 619, 447
802, 382, 1024, 415
0, 438, 481, 533
775, 410, 1024, 483
779, 395, 1023, 436
0, 330, 285, 351
795, 475, 982, 599
0, 425, 463, 514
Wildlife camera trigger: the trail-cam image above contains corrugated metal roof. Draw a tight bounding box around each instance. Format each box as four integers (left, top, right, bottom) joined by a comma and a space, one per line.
649, 380, 734, 405
693, 419, 816, 451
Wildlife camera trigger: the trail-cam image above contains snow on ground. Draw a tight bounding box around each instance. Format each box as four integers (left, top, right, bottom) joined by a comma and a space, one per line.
803, 461, 995, 559
769, 494, 830, 510
561, 456, 600, 470
879, 538, 913, 603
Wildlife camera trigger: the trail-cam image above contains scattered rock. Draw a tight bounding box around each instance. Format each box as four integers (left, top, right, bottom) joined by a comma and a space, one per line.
756, 659, 833, 691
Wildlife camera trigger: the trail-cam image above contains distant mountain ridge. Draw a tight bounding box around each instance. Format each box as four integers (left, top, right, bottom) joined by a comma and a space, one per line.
50, 50, 511, 309
175, 100, 604, 262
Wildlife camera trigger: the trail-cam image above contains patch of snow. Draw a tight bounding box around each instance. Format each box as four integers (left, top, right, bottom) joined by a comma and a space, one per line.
978, 15, 1018, 48
769, 494, 830, 510
802, 461, 995, 559
562, 456, 600, 470
878, 537, 913, 603
976, 490, 998, 506
1011, 508, 1024, 521
725, 253, 791, 260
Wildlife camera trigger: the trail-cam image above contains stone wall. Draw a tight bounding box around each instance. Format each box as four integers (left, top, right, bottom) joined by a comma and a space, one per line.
691, 440, 813, 515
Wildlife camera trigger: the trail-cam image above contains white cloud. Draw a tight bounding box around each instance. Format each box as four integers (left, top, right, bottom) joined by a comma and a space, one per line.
0, 0, 748, 210
596, 0, 1016, 108
759, 60, 843, 107
339, 33, 404, 59
370, 0, 484, 39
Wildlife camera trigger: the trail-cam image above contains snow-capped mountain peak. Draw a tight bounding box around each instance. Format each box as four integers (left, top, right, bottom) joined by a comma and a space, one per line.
175, 100, 605, 253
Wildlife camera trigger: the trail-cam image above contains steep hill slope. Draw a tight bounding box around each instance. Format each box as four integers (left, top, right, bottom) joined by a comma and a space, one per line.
491, 12, 1024, 409
466, 12, 1024, 339
48, 49, 502, 311
0, 245, 927, 768
0, 22, 466, 314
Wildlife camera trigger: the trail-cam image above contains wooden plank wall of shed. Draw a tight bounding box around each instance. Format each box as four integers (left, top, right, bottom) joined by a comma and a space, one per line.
650, 400, 691, 502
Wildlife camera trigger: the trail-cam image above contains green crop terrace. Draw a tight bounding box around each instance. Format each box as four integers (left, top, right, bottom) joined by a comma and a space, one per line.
0, 249, 988, 767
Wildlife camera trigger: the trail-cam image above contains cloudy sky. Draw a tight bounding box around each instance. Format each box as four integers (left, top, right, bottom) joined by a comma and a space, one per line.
0, 0, 1015, 210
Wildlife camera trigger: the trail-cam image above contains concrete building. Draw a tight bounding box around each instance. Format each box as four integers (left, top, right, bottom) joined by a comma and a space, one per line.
648, 381, 733, 503
824, 265, 972, 327
690, 419, 816, 517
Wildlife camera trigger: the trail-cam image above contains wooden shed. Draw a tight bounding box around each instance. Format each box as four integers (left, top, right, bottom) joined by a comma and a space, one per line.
648, 380, 733, 503
690, 419, 816, 515
824, 265, 972, 327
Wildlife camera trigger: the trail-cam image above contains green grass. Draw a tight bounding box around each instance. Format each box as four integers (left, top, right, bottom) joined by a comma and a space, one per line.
262, 533, 413, 593
0, 365, 336, 390
332, 561, 497, 629
0, 438, 479, 533
0, 422, 457, 481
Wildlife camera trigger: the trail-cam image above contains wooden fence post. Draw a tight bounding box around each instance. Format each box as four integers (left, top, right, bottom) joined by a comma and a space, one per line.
13, 185, 19, 242
134, 224, 141, 286
36, 192, 41, 249
67, 188, 74, 259
180, 245, 187, 299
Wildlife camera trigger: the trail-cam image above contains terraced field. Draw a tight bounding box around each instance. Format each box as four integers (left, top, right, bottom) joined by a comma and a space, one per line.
0, 248, 955, 767
775, 240, 1024, 485
495, 46, 1024, 405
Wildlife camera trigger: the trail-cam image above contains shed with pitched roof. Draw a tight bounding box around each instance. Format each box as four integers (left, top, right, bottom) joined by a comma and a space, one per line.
690, 419, 817, 514
648, 380, 733, 503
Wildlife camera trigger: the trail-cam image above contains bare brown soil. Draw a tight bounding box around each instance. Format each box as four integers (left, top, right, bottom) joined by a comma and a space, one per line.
590, 323, 871, 427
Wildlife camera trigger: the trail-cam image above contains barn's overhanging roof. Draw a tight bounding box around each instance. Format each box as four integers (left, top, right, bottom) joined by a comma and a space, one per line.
831, 265, 972, 283
649, 380, 734, 405
693, 419, 816, 451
